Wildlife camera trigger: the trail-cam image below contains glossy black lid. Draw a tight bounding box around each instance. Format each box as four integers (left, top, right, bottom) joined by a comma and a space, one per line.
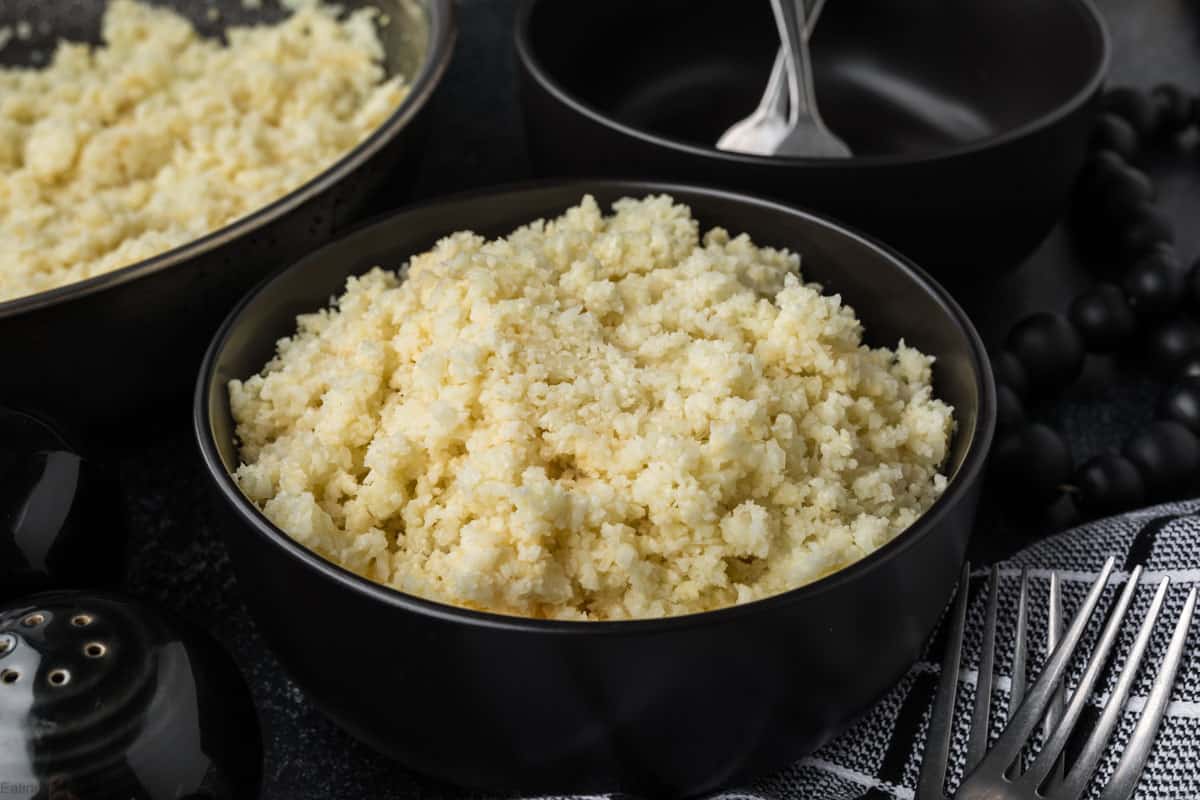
0, 591, 261, 799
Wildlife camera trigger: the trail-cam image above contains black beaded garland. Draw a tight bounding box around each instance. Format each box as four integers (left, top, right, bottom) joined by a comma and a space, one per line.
1069, 283, 1136, 352
1005, 312, 1085, 393
1075, 453, 1146, 515
1158, 377, 1200, 434
988, 84, 1200, 524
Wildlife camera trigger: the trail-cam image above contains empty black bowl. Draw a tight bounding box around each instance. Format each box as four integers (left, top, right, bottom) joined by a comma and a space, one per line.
515, 0, 1109, 281
195, 181, 995, 797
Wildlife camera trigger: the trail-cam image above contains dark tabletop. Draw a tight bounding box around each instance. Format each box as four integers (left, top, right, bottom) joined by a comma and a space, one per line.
112, 1, 1200, 797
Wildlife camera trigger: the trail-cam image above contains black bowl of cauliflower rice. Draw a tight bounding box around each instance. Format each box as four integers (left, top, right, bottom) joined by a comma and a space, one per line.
0, 0, 454, 435
196, 180, 995, 797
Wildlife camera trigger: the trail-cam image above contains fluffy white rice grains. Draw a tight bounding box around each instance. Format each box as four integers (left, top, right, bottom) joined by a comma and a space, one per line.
0, 0, 407, 302
229, 195, 955, 621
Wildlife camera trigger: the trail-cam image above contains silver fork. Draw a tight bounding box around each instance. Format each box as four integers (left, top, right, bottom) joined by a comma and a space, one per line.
919, 558, 1197, 800
921, 565, 1062, 798
715, 0, 850, 157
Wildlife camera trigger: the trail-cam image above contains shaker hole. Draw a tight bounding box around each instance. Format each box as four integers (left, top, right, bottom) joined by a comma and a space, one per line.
22, 613, 45, 627
84, 642, 107, 658
48, 669, 70, 687
1, 669, 19, 684
71, 614, 94, 627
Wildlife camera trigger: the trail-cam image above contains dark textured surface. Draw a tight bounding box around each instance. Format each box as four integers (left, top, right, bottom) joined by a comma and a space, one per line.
101, 0, 1200, 797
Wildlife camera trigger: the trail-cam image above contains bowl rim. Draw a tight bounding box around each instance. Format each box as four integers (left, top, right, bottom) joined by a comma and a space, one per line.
0, 0, 457, 318
512, 0, 1110, 168
194, 177, 996, 636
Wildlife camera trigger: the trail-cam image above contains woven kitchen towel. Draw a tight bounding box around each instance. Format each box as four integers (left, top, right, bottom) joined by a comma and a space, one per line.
541, 499, 1200, 800
712, 499, 1200, 800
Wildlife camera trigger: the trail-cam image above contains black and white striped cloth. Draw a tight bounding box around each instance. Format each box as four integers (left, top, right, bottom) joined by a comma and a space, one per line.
546, 500, 1200, 800
699, 499, 1200, 800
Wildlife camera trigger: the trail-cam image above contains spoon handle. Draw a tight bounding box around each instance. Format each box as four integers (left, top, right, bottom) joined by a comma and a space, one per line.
770, 0, 821, 124
807, 0, 829, 33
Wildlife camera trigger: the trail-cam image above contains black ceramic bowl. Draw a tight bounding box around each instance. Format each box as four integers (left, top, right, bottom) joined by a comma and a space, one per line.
195, 181, 995, 797
0, 0, 454, 437
515, 0, 1109, 282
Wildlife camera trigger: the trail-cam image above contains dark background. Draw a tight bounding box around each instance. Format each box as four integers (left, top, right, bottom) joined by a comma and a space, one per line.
110, 0, 1200, 796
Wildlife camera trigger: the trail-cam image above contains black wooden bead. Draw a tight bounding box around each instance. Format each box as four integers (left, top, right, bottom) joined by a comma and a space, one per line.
1180, 356, 1200, 379
1157, 376, 1200, 434
1083, 149, 1127, 183
1079, 153, 1142, 226
1080, 151, 1128, 196
996, 384, 1026, 435
1104, 86, 1159, 137
1069, 283, 1136, 352
1089, 149, 1129, 176
1005, 313, 1086, 393
1078, 151, 1121, 203
1123, 248, 1185, 315
1119, 204, 1174, 261
1188, 258, 1200, 308
1075, 453, 1146, 515
1124, 420, 1200, 498
1146, 318, 1200, 377
1151, 83, 1193, 135
1106, 164, 1156, 205
992, 424, 1073, 505
1090, 113, 1139, 160
991, 350, 1029, 399
1101, 171, 1158, 226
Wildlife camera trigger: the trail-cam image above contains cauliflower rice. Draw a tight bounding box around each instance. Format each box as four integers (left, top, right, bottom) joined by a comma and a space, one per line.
0, 0, 407, 302
230, 195, 955, 620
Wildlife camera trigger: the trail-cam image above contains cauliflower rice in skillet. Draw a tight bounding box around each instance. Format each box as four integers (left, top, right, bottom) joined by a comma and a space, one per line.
0, 0, 407, 302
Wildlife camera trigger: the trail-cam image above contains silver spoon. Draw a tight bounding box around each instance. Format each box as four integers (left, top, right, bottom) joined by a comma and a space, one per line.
716, 0, 850, 158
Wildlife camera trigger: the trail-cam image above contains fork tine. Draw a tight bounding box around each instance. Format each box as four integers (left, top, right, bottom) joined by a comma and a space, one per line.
1009, 568, 1030, 719
1047, 571, 1065, 736
1098, 587, 1197, 800
1052, 577, 1170, 800
1044, 571, 1066, 789
1018, 565, 1145, 792
974, 557, 1117, 773
966, 566, 1000, 771
917, 562, 971, 800
1003, 568, 1030, 780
